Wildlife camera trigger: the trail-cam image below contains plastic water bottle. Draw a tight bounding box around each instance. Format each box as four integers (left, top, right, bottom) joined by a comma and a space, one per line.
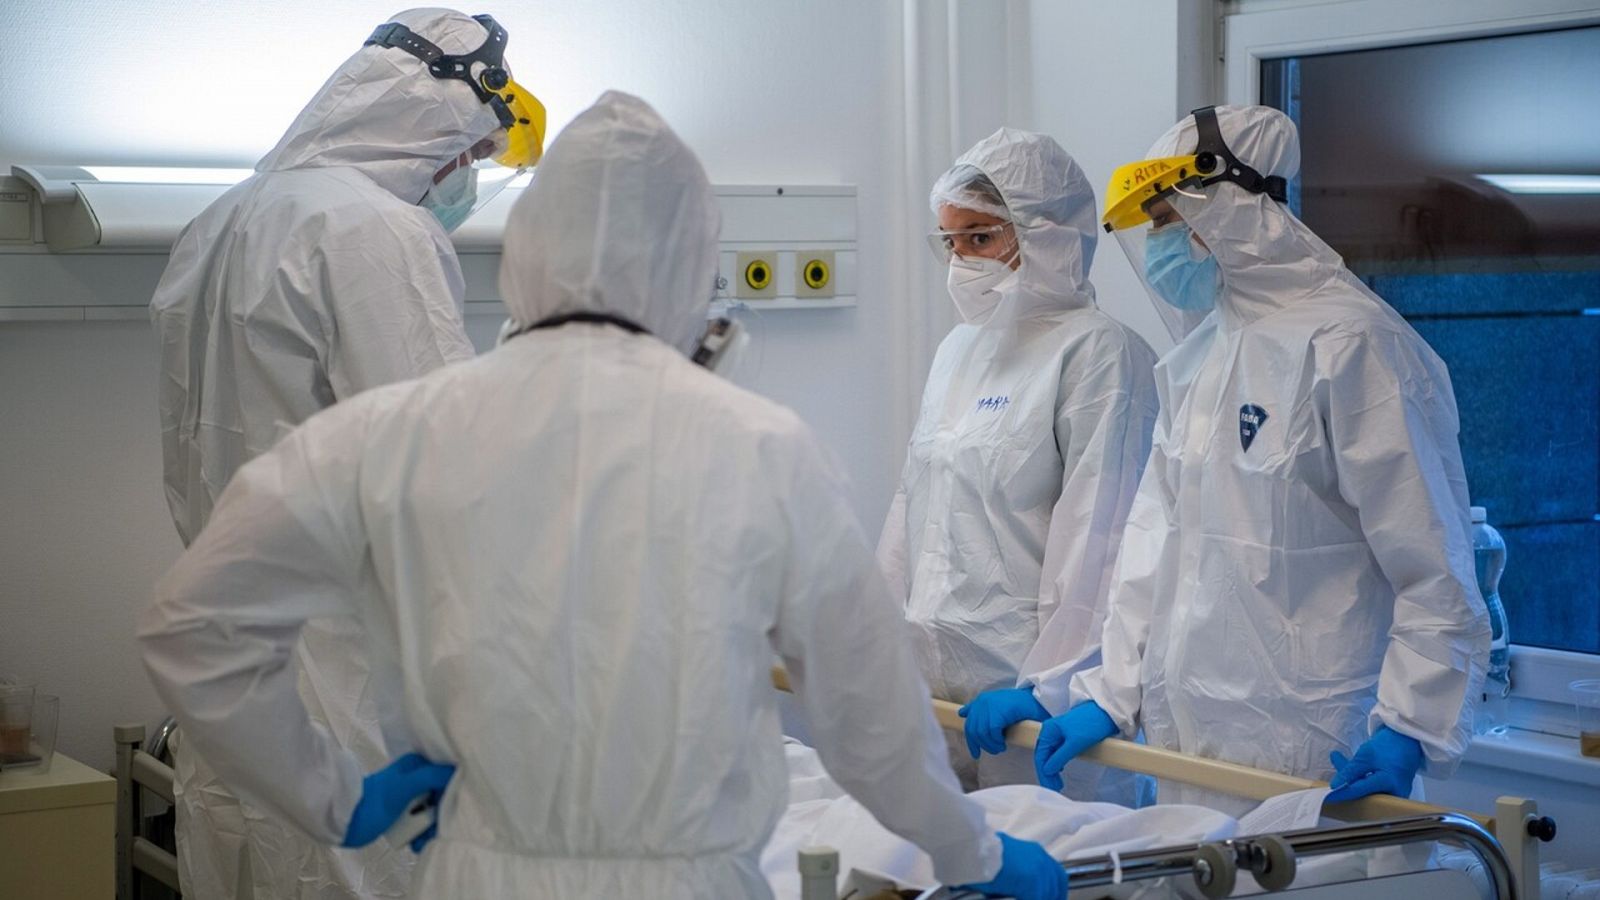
1471, 506, 1511, 735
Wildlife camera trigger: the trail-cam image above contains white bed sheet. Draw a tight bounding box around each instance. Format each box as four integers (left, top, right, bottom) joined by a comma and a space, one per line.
760, 740, 1428, 899
764, 740, 1245, 898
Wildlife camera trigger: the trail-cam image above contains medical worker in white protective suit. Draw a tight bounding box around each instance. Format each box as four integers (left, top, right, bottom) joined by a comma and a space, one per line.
146, 9, 545, 898
877, 128, 1158, 800
139, 91, 1068, 900
1034, 105, 1491, 816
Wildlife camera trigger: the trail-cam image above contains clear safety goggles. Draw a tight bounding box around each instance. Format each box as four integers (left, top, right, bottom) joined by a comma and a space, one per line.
925, 223, 1019, 264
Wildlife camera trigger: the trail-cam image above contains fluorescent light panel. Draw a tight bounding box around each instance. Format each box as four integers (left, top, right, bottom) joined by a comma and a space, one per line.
83, 166, 254, 185
79, 167, 535, 189
1478, 174, 1600, 195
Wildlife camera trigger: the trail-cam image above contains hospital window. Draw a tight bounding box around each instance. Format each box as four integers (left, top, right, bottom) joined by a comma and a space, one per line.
1260, 25, 1600, 656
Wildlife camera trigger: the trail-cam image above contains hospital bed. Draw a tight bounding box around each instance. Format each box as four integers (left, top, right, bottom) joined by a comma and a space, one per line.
769, 668, 1560, 900
109, 678, 1561, 900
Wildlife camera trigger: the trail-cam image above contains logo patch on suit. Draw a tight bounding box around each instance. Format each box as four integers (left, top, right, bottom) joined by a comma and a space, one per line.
1239, 404, 1268, 452
976, 396, 1010, 412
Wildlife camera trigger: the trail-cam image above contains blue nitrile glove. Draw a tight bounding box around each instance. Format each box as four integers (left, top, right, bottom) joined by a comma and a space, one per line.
1325, 726, 1424, 805
960, 832, 1069, 899
342, 752, 457, 852
1034, 701, 1118, 792
960, 687, 1050, 759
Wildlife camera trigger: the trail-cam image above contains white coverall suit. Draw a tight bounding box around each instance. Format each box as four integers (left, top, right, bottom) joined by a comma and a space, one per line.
878, 128, 1159, 798
147, 9, 490, 897
1069, 106, 1492, 816
139, 90, 1003, 899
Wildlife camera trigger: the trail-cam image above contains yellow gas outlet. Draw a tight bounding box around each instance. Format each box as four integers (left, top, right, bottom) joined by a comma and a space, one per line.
795, 250, 836, 299
746, 259, 772, 289
803, 259, 829, 289
736, 251, 777, 299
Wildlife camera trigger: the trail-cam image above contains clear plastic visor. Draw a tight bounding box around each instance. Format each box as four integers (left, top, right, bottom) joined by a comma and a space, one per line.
1110, 191, 1220, 342
429, 130, 527, 222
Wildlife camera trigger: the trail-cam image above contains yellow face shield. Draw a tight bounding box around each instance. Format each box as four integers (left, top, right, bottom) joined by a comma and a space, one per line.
364, 14, 547, 171
1101, 106, 1289, 234
490, 77, 546, 169
1100, 154, 1212, 233
1102, 149, 1232, 343
1099, 108, 1295, 342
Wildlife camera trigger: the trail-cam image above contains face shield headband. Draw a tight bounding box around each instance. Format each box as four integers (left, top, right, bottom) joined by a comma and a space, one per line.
365, 15, 517, 130
1100, 106, 1288, 234
1187, 106, 1287, 205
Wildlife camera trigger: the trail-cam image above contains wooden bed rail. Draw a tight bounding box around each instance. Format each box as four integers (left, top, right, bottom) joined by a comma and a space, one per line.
768, 666, 1496, 831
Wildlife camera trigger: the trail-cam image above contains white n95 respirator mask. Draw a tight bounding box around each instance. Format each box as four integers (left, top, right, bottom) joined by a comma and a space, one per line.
946, 253, 1018, 325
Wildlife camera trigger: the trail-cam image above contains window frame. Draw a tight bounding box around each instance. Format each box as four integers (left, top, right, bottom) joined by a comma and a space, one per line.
1224, 0, 1600, 105
1224, 0, 1600, 719
1507, 646, 1600, 735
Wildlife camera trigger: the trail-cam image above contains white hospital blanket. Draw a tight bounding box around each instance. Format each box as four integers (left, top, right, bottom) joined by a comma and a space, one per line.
761, 740, 1402, 899
763, 741, 1247, 898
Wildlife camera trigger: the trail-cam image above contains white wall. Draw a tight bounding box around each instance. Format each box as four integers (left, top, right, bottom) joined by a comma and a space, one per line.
0, 320, 183, 771
0, 0, 962, 771
0, 0, 1205, 775
1019, 0, 1216, 357
0, 0, 1052, 772
0, 0, 932, 521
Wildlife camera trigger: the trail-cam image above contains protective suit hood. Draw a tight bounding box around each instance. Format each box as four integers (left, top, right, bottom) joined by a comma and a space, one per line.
499, 90, 720, 355
932, 128, 1099, 325
257, 8, 507, 205
1147, 105, 1345, 332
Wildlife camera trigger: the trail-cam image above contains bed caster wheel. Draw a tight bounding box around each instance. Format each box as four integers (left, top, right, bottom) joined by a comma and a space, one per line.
1194, 842, 1237, 899
1250, 835, 1297, 891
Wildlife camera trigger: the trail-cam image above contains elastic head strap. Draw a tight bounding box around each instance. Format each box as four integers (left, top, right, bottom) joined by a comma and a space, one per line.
365, 15, 516, 128
1191, 106, 1287, 202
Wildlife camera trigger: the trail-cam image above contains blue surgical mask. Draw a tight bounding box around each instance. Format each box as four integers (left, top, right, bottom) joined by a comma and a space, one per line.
421, 164, 479, 234
1144, 221, 1219, 312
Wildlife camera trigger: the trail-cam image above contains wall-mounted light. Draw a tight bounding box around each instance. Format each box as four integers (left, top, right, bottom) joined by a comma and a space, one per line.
11, 164, 259, 251
81, 167, 254, 185
77, 167, 534, 188
77, 166, 534, 189
9, 163, 545, 253
1478, 174, 1600, 195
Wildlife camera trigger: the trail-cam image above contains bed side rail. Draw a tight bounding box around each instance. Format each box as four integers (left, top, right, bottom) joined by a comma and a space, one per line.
802, 813, 1518, 899
114, 723, 181, 899
769, 665, 1555, 898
